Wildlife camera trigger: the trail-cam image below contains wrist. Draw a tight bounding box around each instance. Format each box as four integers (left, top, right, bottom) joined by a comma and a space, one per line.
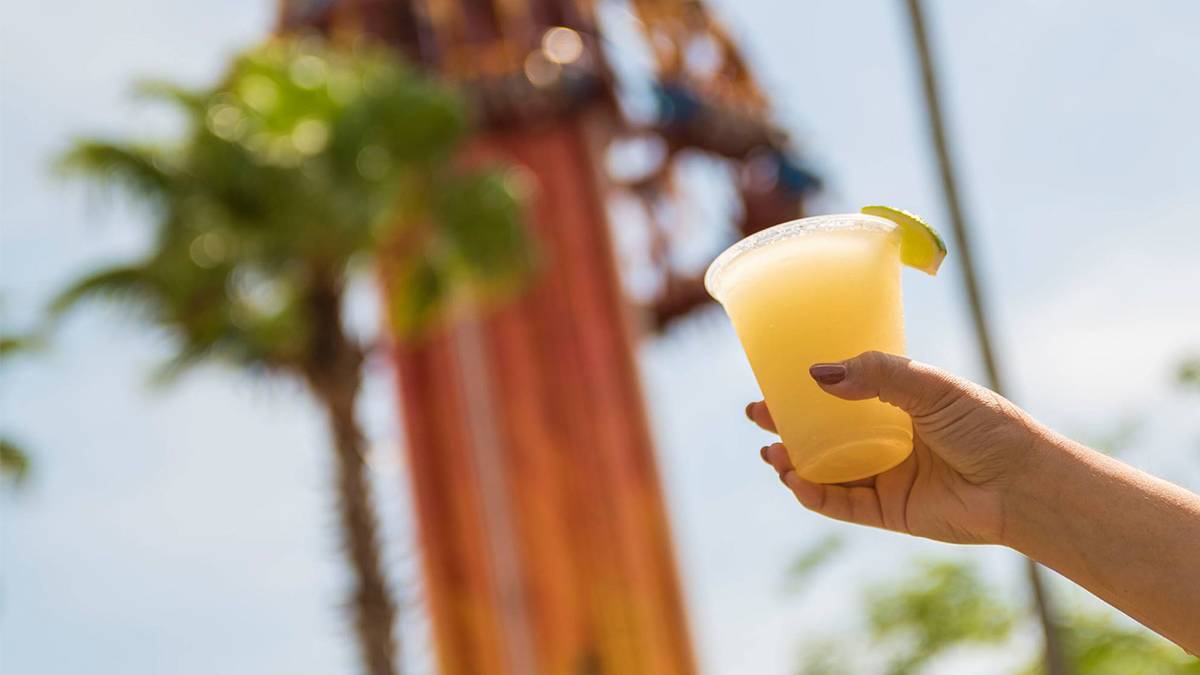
998, 431, 1081, 554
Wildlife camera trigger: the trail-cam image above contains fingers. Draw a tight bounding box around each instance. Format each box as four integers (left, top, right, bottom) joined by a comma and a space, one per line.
808, 351, 970, 418
757, 442, 887, 530
761, 442, 792, 474
758, 444, 875, 488
782, 472, 886, 529
745, 401, 777, 433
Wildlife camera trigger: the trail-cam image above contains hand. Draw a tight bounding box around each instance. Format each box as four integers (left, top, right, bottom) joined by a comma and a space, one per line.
747, 351, 1047, 545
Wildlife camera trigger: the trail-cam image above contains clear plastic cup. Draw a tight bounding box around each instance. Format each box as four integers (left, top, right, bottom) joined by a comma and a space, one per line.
705, 214, 913, 483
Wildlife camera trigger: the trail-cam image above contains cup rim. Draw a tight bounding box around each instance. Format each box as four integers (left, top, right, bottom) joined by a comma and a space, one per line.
703, 212, 897, 302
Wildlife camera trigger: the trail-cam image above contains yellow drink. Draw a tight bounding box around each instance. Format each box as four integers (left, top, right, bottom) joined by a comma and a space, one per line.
706, 214, 913, 484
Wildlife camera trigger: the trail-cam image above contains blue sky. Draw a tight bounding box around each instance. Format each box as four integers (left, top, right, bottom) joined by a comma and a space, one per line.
2, 1, 1198, 674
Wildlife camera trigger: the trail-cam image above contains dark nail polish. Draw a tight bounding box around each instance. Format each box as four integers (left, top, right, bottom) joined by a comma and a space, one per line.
760, 446, 768, 462
745, 402, 755, 421
810, 363, 847, 385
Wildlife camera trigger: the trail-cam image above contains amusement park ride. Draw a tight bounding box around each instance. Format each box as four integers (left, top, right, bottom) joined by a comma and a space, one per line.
279, 1, 819, 672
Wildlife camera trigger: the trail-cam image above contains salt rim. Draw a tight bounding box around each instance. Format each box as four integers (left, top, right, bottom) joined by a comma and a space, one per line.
703, 213, 897, 302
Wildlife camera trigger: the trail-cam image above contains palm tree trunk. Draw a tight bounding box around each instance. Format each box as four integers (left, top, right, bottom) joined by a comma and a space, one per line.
318, 379, 398, 675
305, 275, 398, 675
901, 2, 1068, 673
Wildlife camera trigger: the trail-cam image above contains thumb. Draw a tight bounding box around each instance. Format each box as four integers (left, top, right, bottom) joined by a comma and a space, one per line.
809, 351, 967, 418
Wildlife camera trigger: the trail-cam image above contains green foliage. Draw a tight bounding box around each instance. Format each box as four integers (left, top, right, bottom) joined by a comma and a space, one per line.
55, 35, 534, 377
1, 322, 37, 486
797, 640, 852, 675
785, 533, 845, 592
866, 559, 1014, 674
1178, 354, 1200, 392
57, 142, 171, 203
0, 334, 39, 359
792, 556, 1199, 674
433, 170, 534, 287
0, 438, 31, 485
1023, 611, 1200, 675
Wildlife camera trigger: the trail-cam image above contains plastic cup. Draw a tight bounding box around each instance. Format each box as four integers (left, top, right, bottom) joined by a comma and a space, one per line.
705, 214, 914, 483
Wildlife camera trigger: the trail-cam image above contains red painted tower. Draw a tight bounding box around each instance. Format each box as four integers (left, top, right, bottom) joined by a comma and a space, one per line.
280, 1, 816, 672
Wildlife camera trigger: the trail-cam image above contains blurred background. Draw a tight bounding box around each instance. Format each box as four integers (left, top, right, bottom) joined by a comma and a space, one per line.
2, 1, 1198, 674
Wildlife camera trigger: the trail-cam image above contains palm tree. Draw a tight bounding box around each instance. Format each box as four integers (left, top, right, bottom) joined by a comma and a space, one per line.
53, 36, 532, 675
1, 328, 39, 487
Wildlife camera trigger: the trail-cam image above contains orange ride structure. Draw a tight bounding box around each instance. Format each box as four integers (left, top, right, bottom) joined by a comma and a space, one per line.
279, 1, 819, 673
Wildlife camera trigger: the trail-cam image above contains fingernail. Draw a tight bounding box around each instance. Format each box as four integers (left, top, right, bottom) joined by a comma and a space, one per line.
759, 446, 768, 462
809, 363, 847, 385
745, 402, 755, 421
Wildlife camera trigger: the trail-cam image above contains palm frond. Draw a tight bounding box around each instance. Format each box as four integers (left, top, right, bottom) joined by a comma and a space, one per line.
50, 265, 160, 316
133, 79, 207, 112
0, 438, 31, 485
57, 141, 172, 202
148, 342, 214, 386
0, 334, 41, 359
385, 257, 447, 338
434, 168, 536, 287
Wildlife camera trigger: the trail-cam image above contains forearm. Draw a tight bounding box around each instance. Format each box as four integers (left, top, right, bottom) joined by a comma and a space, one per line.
1003, 432, 1200, 654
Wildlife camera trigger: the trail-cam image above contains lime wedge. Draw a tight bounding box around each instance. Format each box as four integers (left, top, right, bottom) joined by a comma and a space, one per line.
861, 205, 947, 275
